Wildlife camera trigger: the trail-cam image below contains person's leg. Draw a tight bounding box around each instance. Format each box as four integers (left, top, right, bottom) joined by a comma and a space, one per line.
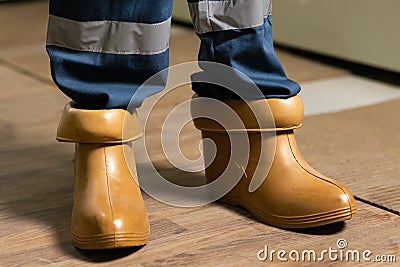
187, 0, 300, 99
47, 0, 172, 109
46, 0, 173, 249
188, 0, 356, 228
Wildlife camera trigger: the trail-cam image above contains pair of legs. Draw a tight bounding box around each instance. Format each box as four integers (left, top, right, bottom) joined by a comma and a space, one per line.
46, 0, 300, 109
47, 0, 355, 250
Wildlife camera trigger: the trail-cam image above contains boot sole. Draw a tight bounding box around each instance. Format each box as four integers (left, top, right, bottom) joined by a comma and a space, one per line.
72, 230, 150, 250
220, 195, 357, 229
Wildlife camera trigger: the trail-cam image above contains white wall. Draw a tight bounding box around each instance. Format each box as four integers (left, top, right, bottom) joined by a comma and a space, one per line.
172, 0, 400, 72
273, 0, 400, 72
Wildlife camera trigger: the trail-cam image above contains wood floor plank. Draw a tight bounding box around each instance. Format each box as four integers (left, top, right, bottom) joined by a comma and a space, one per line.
297, 100, 400, 213
1, 196, 399, 266
1, 61, 398, 267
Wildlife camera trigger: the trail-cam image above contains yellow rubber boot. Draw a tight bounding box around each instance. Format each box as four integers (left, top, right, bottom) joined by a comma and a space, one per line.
192, 95, 356, 228
57, 103, 150, 249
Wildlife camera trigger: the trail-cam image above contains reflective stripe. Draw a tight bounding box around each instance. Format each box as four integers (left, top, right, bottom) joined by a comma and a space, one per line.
46, 15, 171, 55
189, 0, 272, 34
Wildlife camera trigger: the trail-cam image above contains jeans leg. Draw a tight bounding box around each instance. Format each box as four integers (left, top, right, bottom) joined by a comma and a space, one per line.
187, 0, 301, 99
46, 0, 173, 109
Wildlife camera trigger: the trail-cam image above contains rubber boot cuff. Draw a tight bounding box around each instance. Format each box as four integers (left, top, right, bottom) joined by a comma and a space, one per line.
56, 102, 142, 143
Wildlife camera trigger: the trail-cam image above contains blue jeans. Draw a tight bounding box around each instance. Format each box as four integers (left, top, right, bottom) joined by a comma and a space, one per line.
46, 0, 300, 109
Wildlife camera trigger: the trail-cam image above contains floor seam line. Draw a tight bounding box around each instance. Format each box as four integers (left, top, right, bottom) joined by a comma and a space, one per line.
0, 58, 54, 86
354, 196, 399, 216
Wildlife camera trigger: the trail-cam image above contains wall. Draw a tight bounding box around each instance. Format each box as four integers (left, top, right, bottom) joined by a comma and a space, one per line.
172, 0, 400, 72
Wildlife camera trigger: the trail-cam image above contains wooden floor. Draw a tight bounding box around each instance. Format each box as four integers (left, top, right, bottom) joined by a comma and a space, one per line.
1, 1, 399, 266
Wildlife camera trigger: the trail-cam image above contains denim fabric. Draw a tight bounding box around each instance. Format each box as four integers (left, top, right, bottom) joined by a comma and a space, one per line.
49, 0, 173, 23
47, 0, 300, 109
47, 46, 169, 109
192, 16, 300, 99
47, 0, 173, 109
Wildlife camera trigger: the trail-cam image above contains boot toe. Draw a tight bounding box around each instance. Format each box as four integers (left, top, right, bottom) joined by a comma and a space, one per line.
271, 179, 355, 228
